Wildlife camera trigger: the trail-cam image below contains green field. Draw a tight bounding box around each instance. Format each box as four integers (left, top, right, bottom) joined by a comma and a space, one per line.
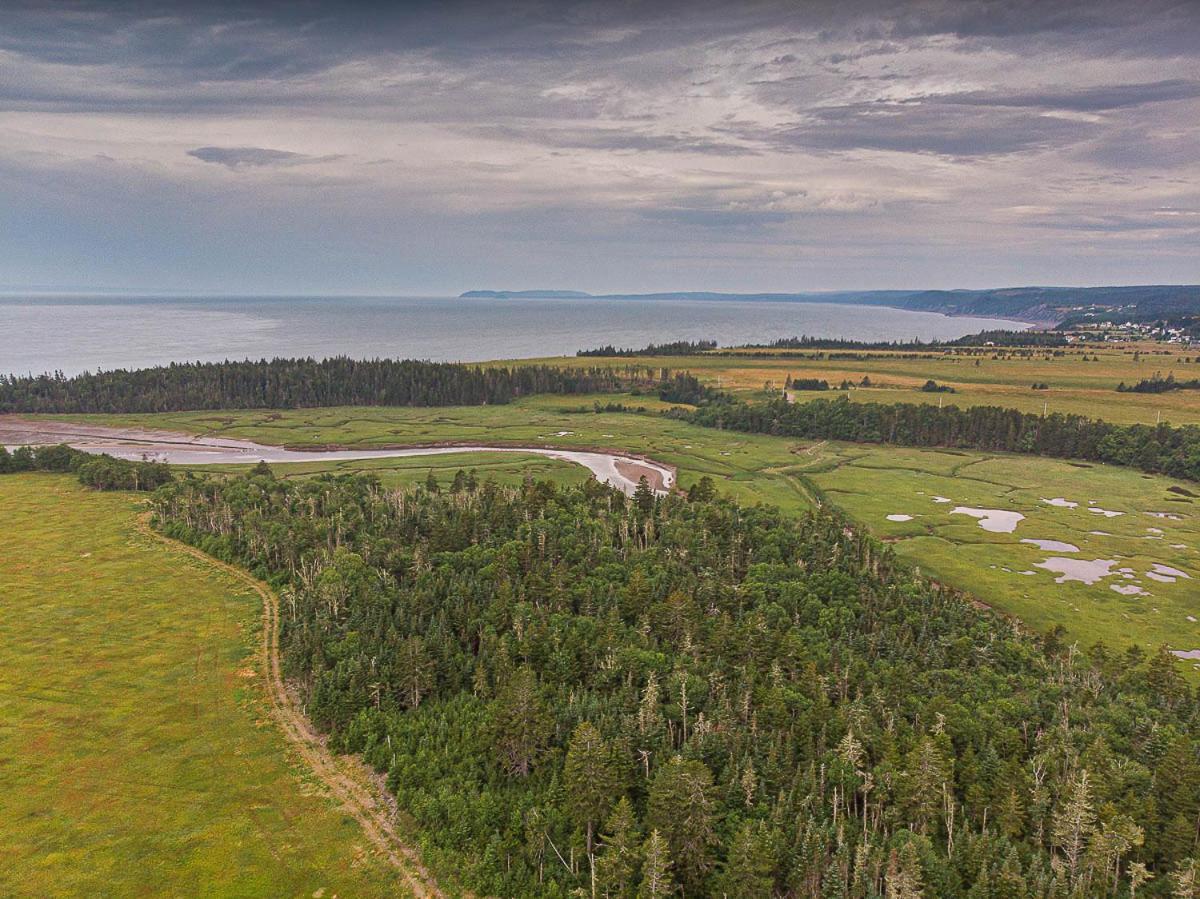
0, 475, 405, 897
525, 342, 1200, 425
38, 394, 1200, 671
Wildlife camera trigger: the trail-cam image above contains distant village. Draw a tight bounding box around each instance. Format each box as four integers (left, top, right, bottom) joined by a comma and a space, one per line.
1059, 305, 1198, 344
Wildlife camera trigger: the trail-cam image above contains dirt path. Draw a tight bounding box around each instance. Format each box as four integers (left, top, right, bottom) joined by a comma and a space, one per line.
137, 514, 447, 898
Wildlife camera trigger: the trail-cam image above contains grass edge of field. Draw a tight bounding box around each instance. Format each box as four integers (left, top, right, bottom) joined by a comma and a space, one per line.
137, 514, 452, 898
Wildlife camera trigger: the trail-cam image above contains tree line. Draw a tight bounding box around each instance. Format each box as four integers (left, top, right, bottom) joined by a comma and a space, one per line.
151, 468, 1200, 897
578, 341, 719, 357
0, 443, 173, 491
677, 394, 1200, 483
785, 377, 831, 391
747, 331, 1069, 350
577, 331, 1066, 358
0, 357, 664, 414
1118, 373, 1200, 394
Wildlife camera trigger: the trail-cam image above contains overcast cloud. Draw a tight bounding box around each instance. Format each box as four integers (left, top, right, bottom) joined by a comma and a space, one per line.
1, 0, 1197, 294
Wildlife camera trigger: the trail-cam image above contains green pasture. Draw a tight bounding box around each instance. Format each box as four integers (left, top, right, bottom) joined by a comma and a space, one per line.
191, 450, 592, 491
0, 475, 404, 897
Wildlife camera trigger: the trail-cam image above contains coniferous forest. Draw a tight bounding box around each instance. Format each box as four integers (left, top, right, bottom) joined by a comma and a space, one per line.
0, 357, 661, 414
575, 331, 1069, 356
151, 468, 1200, 897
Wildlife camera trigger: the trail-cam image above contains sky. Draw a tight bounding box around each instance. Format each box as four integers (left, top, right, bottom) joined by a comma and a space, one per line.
1, 0, 1198, 295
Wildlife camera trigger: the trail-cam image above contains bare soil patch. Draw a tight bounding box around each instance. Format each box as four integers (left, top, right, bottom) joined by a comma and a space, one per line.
614, 458, 669, 491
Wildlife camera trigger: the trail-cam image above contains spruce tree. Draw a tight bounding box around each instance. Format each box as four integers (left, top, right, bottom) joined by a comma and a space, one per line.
885, 840, 925, 899
637, 830, 677, 899
595, 797, 641, 899
488, 666, 551, 777
564, 722, 625, 856
633, 476, 655, 517
715, 822, 775, 897
648, 756, 717, 892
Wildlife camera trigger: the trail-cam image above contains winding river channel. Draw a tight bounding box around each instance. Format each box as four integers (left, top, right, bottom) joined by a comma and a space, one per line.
0, 418, 675, 495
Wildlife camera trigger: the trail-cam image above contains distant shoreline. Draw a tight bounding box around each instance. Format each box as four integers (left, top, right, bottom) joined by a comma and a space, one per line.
460, 290, 1048, 328
460, 284, 1200, 330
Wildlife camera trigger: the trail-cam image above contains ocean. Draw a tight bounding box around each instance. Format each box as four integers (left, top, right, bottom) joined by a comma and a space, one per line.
0, 294, 1027, 376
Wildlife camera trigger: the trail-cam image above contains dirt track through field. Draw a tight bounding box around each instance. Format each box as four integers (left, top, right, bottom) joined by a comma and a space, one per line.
137, 514, 447, 898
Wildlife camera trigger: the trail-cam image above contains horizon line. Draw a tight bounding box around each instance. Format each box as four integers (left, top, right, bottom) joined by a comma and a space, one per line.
3, 282, 1199, 300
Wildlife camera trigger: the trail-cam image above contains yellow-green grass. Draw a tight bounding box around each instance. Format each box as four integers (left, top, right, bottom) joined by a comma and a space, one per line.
522, 343, 1200, 425
26, 397, 1200, 671
0, 474, 405, 897
800, 445, 1200, 665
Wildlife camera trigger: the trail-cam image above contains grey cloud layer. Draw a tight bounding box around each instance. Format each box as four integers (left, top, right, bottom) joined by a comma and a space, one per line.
187, 146, 344, 169
0, 0, 1197, 293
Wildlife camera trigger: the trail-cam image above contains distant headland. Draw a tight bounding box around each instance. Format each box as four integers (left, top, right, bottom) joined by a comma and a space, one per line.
460, 289, 593, 299
460, 285, 1200, 328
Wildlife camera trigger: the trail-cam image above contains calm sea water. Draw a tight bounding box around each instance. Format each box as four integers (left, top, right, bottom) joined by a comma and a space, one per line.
0, 294, 1025, 376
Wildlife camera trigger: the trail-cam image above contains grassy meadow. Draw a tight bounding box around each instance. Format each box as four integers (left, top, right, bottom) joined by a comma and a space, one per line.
193, 449, 595, 492
0, 475, 405, 897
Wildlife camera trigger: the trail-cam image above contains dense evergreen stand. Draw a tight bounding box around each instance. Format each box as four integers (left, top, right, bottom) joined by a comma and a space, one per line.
150, 468, 1200, 897
0, 357, 664, 413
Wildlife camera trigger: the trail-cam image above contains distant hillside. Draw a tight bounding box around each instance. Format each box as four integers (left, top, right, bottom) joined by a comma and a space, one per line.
461, 285, 1200, 325
888, 285, 1200, 325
